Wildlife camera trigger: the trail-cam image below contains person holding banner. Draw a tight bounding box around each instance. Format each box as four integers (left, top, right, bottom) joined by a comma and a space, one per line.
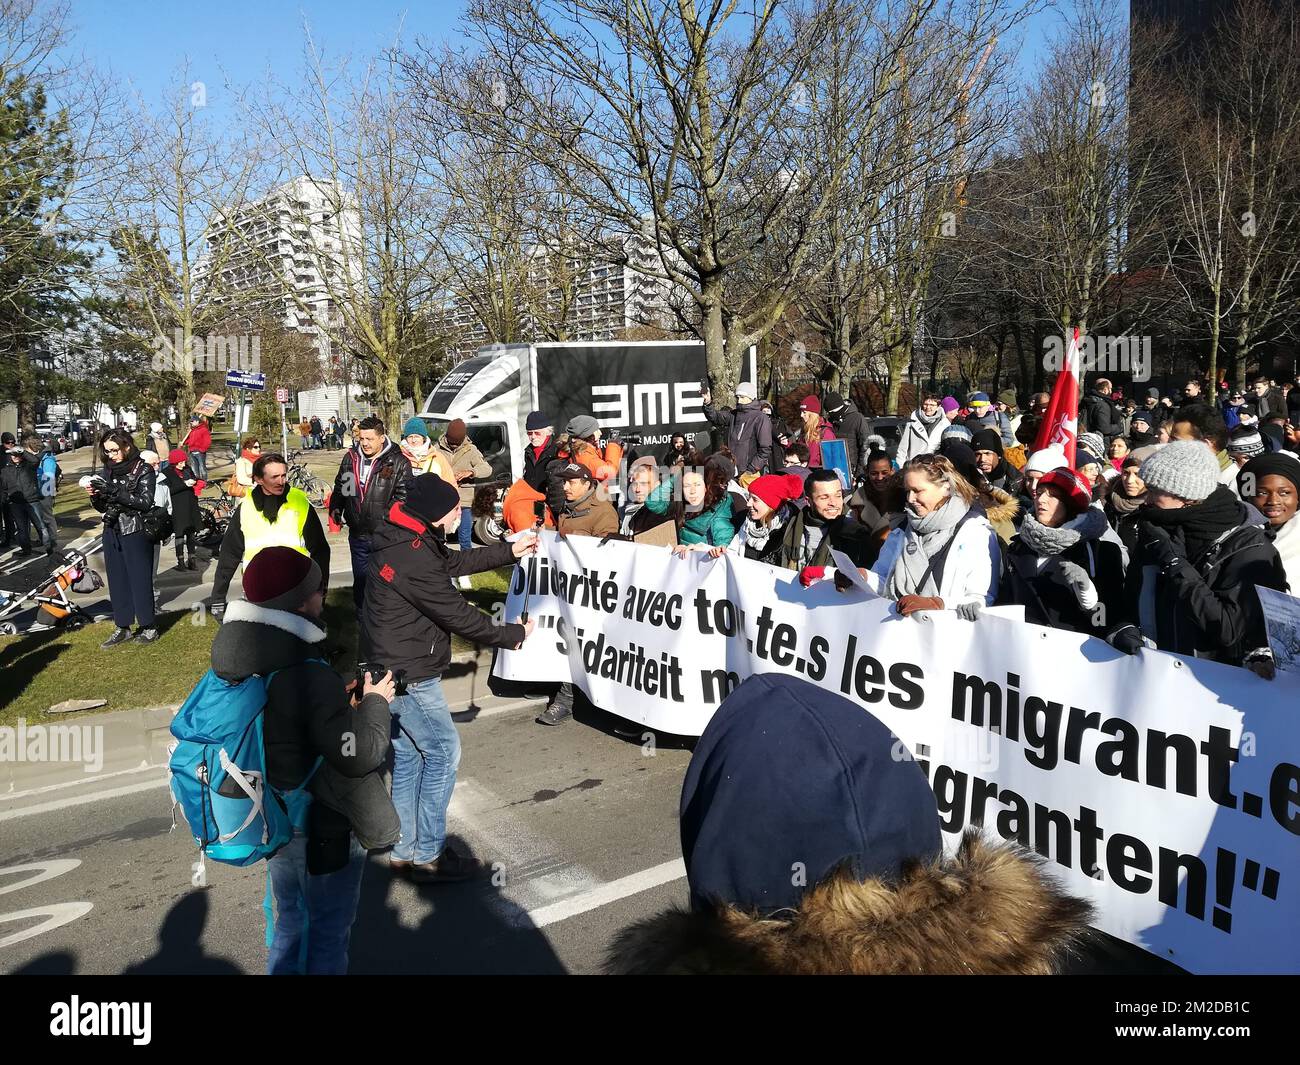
863, 455, 999, 618
645, 462, 738, 548
1109, 440, 1285, 676
181, 415, 211, 482
708, 471, 805, 564
999, 467, 1125, 638
1238, 453, 1300, 593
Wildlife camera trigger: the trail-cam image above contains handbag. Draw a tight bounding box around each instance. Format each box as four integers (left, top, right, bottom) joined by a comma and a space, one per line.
226, 473, 246, 498
143, 505, 174, 544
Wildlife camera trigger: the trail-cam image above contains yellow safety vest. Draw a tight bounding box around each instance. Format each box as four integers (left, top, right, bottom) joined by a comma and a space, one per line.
240, 488, 311, 564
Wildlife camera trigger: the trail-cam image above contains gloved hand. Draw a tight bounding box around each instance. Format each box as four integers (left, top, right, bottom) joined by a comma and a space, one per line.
1246, 650, 1276, 681
799, 565, 826, 588
1109, 625, 1144, 655
1138, 521, 1179, 568
897, 595, 943, 616
1048, 558, 1099, 609
955, 600, 982, 622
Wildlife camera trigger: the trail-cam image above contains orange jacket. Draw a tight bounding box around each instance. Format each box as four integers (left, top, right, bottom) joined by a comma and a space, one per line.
562, 439, 623, 484
503, 477, 554, 534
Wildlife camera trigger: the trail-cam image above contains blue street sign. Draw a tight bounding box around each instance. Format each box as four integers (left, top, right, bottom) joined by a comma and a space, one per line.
225, 370, 266, 392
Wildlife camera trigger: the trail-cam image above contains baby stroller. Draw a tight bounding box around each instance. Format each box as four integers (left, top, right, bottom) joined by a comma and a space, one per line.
0, 537, 105, 636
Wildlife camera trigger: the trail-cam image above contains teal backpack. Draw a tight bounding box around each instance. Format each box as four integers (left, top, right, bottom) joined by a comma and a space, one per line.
168, 667, 321, 876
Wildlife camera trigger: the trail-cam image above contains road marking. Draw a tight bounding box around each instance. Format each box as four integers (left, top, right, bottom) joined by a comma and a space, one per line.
0, 903, 95, 949
0, 761, 162, 802
0, 859, 92, 949
0, 860, 83, 897
0, 776, 169, 822
520, 859, 686, 929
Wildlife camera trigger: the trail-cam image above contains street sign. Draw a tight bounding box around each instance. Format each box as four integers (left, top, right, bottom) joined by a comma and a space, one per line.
275, 387, 289, 404
226, 370, 266, 392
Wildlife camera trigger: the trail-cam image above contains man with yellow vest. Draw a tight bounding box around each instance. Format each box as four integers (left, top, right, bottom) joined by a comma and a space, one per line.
210, 452, 330, 619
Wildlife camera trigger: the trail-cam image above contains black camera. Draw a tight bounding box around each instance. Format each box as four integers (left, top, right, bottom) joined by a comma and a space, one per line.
533, 499, 547, 521
613, 432, 644, 445
356, 663, 408, 697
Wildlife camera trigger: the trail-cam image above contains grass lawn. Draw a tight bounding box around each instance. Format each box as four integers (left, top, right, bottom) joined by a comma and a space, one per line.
0, 572, 511, 726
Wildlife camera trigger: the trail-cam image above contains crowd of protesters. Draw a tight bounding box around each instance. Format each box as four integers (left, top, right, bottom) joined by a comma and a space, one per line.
43, 372, 1300, 974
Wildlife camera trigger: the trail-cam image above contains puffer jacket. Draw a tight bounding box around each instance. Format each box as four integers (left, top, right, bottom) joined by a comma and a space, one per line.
703, 401, 772, 475
1117, 499, 1285, 667
210, 600, 398, 850
90, 458, 156, 536
361, 501, 526, 684
330, 440, 412, 540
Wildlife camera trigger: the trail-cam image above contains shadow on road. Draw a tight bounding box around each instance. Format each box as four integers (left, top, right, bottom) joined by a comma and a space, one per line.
349, 835, 567, 975
123, 891, 241, 975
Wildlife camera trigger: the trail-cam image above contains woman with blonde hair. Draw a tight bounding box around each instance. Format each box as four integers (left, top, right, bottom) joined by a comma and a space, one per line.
863, 454, 1001, 618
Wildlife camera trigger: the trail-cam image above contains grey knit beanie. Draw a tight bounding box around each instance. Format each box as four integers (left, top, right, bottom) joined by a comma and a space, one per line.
1078, 431, 1105, 458
1138, 440, 1221, 501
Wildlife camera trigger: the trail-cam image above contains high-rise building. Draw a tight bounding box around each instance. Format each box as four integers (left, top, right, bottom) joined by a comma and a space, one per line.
196, 175, 363, 358
443, 227, 685, 360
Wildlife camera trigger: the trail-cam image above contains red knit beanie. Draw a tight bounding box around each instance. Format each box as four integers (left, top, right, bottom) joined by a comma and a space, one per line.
748, 473, 805, 512
799, 395, 822, 414
1037, 467, 1092, 516
242, 547, 322, 611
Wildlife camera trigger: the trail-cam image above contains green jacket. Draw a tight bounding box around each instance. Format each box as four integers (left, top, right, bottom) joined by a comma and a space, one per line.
646, 475, 738, 546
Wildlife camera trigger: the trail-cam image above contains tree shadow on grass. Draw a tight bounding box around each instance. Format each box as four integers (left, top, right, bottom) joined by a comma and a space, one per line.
0, 629, 67, 714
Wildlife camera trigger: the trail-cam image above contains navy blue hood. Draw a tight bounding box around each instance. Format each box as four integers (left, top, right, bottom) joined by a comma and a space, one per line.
680, 673, 942, 915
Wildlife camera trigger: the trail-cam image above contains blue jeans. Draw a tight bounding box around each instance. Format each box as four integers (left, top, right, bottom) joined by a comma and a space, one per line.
389, 676, 460, 864
458, 506, 473, 551
189, 450, 207, 481
266, 831, 366, 975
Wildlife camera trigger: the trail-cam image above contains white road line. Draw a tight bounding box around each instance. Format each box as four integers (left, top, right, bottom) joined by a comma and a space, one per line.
0, 776, 169, 822
521, 859, 687, 929
0, 761, 162, 802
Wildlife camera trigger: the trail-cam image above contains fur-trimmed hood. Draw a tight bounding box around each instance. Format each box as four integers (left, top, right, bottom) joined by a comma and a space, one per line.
604, 831, 1093, 975
980, 484, 1020, 530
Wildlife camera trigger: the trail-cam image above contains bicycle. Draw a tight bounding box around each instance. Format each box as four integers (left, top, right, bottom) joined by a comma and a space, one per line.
287, 460, 327, 508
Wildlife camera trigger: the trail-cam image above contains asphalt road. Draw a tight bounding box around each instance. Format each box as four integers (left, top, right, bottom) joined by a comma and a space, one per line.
0, 695, 695, 975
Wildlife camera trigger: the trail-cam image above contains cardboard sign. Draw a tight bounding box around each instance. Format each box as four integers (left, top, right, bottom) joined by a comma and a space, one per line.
192, 393, 224, 417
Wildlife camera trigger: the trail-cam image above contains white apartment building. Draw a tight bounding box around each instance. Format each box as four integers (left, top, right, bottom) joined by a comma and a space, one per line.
444, 227, 684, 360
196, 176, 363, 358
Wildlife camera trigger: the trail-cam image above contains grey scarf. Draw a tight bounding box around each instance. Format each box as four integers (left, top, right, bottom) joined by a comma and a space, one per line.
1017, 506, 1108, 557
743, 504, 789, 552
889, 495, 971, 599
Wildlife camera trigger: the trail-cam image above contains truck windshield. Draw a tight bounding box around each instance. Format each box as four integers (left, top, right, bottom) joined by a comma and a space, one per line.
420, 419, 511, 483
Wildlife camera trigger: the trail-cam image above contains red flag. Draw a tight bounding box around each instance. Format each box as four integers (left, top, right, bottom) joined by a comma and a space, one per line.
1034, 327, 1081, 466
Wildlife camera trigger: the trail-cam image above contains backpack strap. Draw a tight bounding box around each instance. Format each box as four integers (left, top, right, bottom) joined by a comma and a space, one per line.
915, 507, 978, 596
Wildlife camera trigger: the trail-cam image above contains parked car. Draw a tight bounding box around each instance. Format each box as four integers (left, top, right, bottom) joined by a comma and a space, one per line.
33, 424, 65, 453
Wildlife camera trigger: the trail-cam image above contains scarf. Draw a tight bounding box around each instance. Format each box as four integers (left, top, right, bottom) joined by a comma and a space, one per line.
1267, 514, 1300, 594
889, 494, 971, 599
742, 504, 789, 553
914, 407, 944, 430
104, 453, 137, 480
1107, 488, 1146, 516
1140, 486, 1247, 563
241, 447, 260, 464
402, 438, 431, 461
1016, 506, 1108, 558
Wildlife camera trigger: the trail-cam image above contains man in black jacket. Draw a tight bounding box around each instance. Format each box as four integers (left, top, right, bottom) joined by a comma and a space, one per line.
702, 382, 772, 475
330, 416, 411, 610
211, 546, 398, 974
361, 474, 537, 882
1, 443, 42, 557
822, 391, 869, 479
1081, 378, 1123, 443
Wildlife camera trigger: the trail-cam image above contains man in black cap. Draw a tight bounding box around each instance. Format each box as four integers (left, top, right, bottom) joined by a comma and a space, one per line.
821, 390, 869, 480
361, 473, 537, 882
534, 462, 619, 727
522, 410, 560, 491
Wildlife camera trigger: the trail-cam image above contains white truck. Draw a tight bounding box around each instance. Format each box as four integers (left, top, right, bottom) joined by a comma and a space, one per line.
418, 341, 757, 542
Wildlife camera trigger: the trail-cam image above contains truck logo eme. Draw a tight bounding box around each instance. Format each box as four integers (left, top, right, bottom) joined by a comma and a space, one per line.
591, 383, 707, 429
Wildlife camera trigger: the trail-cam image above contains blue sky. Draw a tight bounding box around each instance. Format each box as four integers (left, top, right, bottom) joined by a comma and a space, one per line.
67, 0, 467, 111
67, 0, 1058, 115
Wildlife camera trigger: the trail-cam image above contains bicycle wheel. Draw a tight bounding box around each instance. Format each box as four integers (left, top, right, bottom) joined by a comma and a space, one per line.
303, 475, 326, 508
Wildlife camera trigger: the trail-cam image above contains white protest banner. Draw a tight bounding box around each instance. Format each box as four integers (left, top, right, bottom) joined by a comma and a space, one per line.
495, 532, 1300, 974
